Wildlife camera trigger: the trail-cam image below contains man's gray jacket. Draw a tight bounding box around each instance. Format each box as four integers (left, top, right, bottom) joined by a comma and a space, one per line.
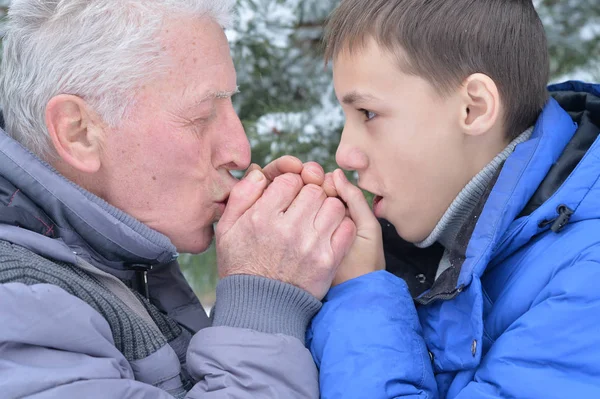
0, 128, 322, 398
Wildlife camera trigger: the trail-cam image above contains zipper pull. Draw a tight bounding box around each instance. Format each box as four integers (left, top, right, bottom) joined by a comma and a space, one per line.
130, 264, 153, 300
548, 205, 574, 233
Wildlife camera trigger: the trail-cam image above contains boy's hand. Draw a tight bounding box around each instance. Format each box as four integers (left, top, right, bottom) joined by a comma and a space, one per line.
330, 169, 385, 286
321, 172, 339, 197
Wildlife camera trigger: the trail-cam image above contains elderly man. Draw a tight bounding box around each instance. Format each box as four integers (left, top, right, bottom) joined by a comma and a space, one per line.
0, 1, 356, 398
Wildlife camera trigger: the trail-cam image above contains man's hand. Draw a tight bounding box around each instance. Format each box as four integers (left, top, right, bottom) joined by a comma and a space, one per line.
330, 169, 385, 286
216, 170, 356, 300
244, 155, 326, 187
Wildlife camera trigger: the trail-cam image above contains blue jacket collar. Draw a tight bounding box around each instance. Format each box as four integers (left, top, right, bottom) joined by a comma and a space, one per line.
462, 81, 600, 285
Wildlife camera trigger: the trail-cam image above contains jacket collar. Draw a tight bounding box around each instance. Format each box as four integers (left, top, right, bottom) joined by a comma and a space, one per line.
0, 128, 178, 270
463, 81, 600, 285
420, 82, 600, 372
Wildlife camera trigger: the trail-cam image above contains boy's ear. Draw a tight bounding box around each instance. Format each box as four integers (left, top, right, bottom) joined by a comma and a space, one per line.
45, 94, 105, 173
458, 73, 501, 137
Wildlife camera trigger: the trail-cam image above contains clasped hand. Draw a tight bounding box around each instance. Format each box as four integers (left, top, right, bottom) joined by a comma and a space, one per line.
216, 156, 385, 300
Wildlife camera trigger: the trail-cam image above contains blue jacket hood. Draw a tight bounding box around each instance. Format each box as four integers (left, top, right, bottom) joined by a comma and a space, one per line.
464, 81, 600, 285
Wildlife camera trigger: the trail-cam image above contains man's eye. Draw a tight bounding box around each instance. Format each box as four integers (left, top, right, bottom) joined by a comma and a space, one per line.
359, 109, 377, 121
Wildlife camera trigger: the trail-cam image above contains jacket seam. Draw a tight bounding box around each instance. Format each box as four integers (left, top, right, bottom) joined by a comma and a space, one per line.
467, 130, 546, 280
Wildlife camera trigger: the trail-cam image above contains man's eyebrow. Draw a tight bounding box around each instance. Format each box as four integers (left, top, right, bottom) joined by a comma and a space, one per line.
342, 91, 378, 105
188, 86, 240, 106
213, 86, 240, 99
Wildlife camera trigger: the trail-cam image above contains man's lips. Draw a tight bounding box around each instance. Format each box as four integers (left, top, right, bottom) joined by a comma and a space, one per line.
215, 196, 229, 216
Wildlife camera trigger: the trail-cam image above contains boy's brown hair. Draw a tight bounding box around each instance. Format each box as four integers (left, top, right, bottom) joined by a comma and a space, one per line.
324, 0, 550, 140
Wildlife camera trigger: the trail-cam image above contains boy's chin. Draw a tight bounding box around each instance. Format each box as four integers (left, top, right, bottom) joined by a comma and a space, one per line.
384, 213, 432, 245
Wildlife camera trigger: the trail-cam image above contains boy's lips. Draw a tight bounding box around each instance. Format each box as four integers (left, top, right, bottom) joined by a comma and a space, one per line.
373, 195, 384, 217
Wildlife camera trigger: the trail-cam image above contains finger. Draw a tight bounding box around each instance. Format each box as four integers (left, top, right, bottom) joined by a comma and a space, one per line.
321, 172, 338, 197
261, 155, 303, 182
242, 163, 263, 179
258, 173, 305, 212
217, 170, 268, 235
314, 197, 346, 236
330, 216, 357, 264
333, 169, 379, 230
301, 162, 325, 186
284, 184, 327, 223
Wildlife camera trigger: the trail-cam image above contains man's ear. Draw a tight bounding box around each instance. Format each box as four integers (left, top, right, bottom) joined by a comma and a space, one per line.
45, 94, 105, 173
458, 73, 501, 137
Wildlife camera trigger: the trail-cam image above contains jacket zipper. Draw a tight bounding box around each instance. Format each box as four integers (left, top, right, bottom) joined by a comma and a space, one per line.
415, 285, 464, 306
538, 205, 574, 233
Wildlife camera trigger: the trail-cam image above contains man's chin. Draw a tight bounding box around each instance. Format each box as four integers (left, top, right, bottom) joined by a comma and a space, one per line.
173, 226, 215, 255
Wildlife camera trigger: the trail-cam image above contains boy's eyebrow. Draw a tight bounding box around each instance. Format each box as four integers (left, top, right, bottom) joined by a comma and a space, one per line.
342, 91, 378, 105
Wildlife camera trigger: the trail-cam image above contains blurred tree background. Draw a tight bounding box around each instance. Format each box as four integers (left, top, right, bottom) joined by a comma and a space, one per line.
0, 0, 598, 310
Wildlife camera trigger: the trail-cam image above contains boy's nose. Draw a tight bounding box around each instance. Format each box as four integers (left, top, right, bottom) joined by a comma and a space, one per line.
336, 141, 369, 172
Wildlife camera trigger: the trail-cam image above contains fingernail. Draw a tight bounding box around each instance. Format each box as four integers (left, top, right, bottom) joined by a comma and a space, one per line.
308, 169, 323, 180
243, 164, 260, 177
247, 169, 264, 183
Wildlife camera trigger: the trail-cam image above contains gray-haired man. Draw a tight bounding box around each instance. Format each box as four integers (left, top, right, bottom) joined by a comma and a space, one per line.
0, 1, 355, 397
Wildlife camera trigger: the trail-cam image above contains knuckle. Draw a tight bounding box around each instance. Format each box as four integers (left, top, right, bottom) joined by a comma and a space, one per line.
294, 232, 317, 254
249, 210, 262, 226
302, 184, 325, 198
299, 241, 313, 256
279, 222, 296, 240
315, 251, 334, 269
274, 173, 303, 189
324, 197, 346, 214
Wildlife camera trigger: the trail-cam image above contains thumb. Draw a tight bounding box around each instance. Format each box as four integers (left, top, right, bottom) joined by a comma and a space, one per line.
242, 163, 264, 179
217, 170, 268, 236
332, 169, 379, 233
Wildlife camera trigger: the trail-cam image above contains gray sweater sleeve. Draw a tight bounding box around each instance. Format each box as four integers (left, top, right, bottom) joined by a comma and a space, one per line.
212, 274, 322, 344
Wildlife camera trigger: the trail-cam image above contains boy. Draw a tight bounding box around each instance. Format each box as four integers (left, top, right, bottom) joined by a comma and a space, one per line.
308, 0, 600, 398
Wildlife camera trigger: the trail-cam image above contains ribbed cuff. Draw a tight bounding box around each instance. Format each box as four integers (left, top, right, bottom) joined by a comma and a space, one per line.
212, 275, 322, 344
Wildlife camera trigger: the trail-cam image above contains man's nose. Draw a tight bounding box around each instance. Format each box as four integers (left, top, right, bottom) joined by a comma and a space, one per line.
336, 128, 368, 171
216, 106, 251, 171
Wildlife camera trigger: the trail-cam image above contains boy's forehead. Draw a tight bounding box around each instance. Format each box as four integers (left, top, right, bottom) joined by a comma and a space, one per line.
333, 38, 408, 76
333, 40, 403, 86
332, 41, 439, 108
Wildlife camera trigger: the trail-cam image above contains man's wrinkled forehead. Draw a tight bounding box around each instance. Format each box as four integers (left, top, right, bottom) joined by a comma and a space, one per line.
154, 16, 237, 100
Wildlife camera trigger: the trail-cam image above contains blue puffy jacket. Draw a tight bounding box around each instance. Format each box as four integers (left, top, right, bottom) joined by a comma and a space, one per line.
307, 81, 600, 399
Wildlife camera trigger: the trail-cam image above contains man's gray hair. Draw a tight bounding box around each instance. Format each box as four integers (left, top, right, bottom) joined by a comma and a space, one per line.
0, 0, 234, 158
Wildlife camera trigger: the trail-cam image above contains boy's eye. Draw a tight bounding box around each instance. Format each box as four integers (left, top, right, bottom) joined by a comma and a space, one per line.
359, 109, 377, 121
